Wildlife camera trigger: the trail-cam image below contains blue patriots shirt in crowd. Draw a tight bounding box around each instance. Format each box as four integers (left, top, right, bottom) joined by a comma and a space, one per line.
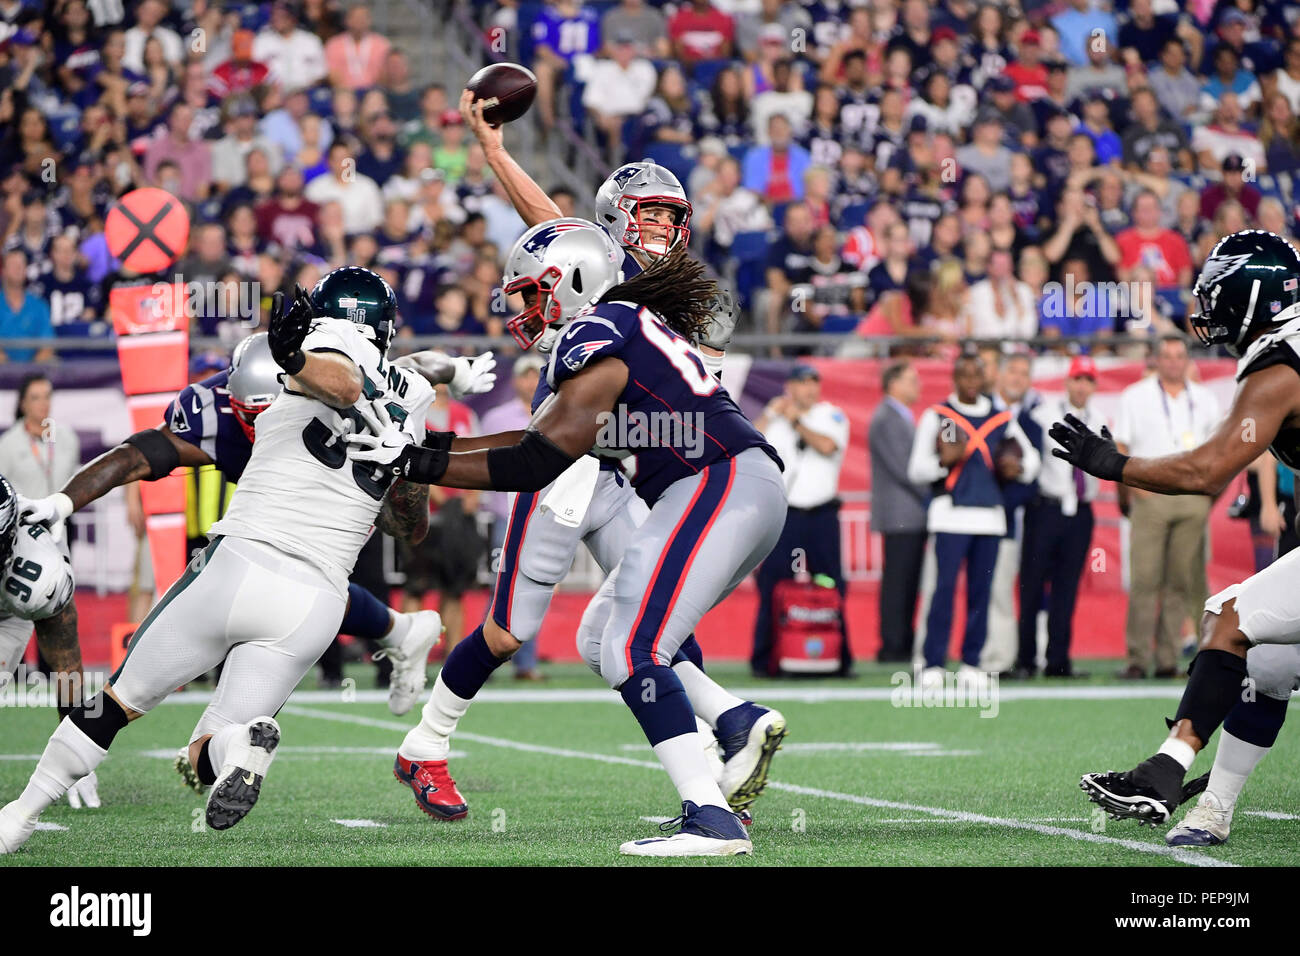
162, 370, 253, 481
543, 300, 782, 504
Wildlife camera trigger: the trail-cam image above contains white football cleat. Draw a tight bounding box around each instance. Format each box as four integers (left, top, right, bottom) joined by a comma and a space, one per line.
1166, 791, 1233, 847
0, 801, 37, 855
715, 703, 787, 812
205, 717, 280, 831
66, 770, 101, 809
377, 610, 443, 716
619, 801, 752, 857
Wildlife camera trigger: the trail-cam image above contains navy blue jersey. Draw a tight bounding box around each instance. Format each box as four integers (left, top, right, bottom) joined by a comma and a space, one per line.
163, 370, 253, 482
543, 300, 781, 504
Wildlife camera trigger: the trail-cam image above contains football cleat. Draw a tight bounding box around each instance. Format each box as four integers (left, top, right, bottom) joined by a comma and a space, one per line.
715, 702, 787, 812
394, 754, 468, 820
66, 770, 100, 809
205, 717, 280, 831
619, 801, 752, 857
1166, 791, 1233, 847
1079, 754, 1185, 827
174, 747, 209, 794
375, 610, 442, 716
0, 801, 37, 855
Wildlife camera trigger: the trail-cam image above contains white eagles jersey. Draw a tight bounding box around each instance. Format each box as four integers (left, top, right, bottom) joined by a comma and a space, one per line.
209, 319, 435, 594
0, 523, 74, 622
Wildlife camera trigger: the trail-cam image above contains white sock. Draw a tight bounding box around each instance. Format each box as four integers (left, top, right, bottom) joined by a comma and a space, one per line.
1204, 729, 1270, 811
206, 722, 249, 771
400, 673, 471, 760
672, 662, 744, 727
17, 719, 107, 818
1157, 737, 1197, 771
653, 732, 729, 809
379, 610, 409, 649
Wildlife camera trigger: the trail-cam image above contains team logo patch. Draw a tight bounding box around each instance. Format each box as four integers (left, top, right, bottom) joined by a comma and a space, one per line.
1199, 252, 1254, 287
521, 221, 590, 262
1271, 300, 1283, 313
561, 339, 613, 372
610, 165, 640, 189
169, 404, 191, 434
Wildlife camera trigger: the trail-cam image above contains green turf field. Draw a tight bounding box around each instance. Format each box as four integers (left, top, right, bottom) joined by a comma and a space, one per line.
2, 661, 1298, 866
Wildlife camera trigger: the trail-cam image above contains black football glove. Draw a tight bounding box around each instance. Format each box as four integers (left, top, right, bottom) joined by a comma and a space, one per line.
1048, 413, 1129, 482
268, 283, 314, 376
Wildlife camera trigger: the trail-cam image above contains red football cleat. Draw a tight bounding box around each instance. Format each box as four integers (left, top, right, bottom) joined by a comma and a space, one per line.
394, 754, 469, 821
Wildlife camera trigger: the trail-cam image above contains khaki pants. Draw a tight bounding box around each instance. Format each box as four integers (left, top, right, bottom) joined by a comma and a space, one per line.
1125, 493, 1211, 672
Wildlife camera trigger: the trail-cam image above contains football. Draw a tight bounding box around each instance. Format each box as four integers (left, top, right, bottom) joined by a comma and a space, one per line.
466, 62, 537, 127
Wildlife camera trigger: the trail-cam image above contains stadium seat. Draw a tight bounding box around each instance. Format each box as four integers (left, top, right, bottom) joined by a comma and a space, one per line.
643, 143, 694, 184
728, 230, 774, 310
308, 86, 335, 117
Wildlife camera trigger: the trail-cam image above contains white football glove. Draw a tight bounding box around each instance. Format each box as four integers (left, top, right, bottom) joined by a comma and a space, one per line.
17, 492, 73, 544
67, 771, 101, 809
345, 400, 415, 467
448, 351, 497, 398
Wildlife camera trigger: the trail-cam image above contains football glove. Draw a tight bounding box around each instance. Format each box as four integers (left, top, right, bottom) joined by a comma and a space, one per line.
447, 352, 498, 398
698, 289, 738, 352
346, 400, 415, 467
17, 492, 73, 544
67, 771, 101, 809
1048, 413, 1129, 483
268, 283, 315, 376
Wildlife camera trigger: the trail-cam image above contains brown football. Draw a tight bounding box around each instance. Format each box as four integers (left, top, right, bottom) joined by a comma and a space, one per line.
466, 62, 538, 127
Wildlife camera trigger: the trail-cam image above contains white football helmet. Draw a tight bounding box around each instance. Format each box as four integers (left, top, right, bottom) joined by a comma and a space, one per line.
227, 332, 281, 441
595, 161, 692, 257
502, 218, 625, 350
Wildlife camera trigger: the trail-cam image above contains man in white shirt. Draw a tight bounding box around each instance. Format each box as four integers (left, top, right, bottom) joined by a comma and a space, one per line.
1113, 333, 1222, 678
252, 1, 328, 93
304, 141, 385, 235
1019, 356, 1105, 677
581, 36, 658, 162
751, 365, 853, 676
909, 353, 1041, 683
964, 250, 1038, 340
122, 0, 183, 74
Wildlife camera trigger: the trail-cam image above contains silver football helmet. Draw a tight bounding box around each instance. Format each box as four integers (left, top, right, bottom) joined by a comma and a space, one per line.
227, 332, 281, 441
594, 161, 692, 257
502, 218, 625, 350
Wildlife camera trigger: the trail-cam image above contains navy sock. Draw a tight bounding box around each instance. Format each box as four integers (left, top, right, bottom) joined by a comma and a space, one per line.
195, 738, 216, 785
1223, 693, 1289, 748
340, 583, 392, 640
619, 664, 696, 746
1172, 649, 1250, 746
672, 635, 705, 671
440, 625, 503, 700
69, 691, 129, 750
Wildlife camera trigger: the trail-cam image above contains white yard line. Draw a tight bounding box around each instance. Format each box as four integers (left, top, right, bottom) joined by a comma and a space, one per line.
332, 819, 387, 828
1243, 810, 1300, 821
280, 704, 1235, 867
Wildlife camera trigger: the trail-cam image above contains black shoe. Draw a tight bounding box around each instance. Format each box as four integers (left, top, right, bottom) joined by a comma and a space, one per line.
1079, 753, 1185, 827
1153, 668, 1180, 679
876, 651, 910, 664
1115, 664, 1146, 680
1044, 666, 1091, 679
1000, 666, 1037, 680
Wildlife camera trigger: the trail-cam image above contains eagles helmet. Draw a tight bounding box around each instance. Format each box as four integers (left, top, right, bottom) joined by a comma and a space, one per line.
501, 218, 625, 350
309, 266, 398, 355
227, 332, 281, 442
0, 475, 18, 566
594, 161, 692, 257
1191, 229, 1300, 357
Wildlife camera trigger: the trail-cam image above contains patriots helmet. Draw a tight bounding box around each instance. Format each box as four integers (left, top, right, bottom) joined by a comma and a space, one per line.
594, 161, 692, 258
1191, 229, 1300, 357
309, 266, 398, 355
227, 332, 281, 442
501, 218, 625, 350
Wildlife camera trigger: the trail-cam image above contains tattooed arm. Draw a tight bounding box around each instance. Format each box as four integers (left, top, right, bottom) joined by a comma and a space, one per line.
33, 600, 84, 714
376, 479, 430, 544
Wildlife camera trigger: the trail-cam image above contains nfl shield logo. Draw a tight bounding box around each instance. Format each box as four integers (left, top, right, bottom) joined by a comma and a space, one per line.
1271, 300, 1282, 313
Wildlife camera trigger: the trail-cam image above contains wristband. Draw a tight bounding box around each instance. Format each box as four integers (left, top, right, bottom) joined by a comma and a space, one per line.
392, 445, 449, 483
280, 350, 306, 376
422, 430, 456, 452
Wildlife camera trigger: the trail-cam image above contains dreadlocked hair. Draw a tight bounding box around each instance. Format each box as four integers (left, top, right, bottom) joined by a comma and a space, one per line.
599, 245, 718, 343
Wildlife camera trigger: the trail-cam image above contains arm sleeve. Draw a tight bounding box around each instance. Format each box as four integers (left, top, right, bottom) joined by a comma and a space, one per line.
1005, 417, 1042, 484
907, 409, 946, 485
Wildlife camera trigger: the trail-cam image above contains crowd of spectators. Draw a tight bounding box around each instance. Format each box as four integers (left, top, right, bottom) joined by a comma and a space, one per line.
0, 0, 529, 356
480, 0, 1300, 353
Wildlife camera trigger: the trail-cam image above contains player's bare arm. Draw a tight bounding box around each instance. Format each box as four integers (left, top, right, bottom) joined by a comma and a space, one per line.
285, 350, 363, 409
59, 425, 212, 512
1053, 364, 1299, 495
461, 90, 562, 227
349, 358, 628, 491
375, 479, 429, 544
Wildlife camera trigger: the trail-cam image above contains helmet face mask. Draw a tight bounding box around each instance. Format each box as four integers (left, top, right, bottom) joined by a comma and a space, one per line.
595, 162, 692, 258
501, 219, 625, 351
618, 195, 692, 256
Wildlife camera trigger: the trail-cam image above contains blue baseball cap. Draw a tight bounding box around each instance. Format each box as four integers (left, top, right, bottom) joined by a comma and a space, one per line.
788, 363, 820, 382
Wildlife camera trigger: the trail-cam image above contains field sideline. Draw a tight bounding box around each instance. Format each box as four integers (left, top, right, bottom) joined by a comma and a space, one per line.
1, 663, 1298, 866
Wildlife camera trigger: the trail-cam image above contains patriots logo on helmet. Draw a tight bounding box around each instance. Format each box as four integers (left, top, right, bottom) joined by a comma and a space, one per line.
521, 221, 590, 262
610, 165, 640, 189
562, 339, 613, 372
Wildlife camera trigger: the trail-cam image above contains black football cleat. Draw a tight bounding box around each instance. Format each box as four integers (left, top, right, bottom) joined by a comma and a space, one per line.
1079, 754, 1185, 827
1180, 772, 1210, 805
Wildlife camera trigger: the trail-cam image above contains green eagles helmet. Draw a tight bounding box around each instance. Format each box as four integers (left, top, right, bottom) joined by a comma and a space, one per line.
1191, 229, 1300, 357
309, 266, 398, 354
